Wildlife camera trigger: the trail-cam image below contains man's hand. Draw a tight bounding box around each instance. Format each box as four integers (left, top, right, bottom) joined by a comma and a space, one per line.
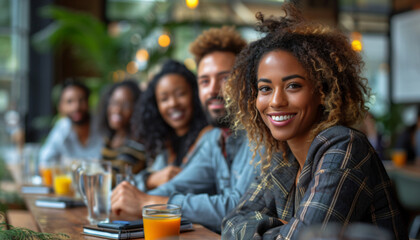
111, 181, 169, 219
146, 166, 182, 190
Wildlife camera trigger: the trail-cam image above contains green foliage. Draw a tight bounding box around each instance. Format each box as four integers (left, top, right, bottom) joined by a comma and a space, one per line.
32, 6, 121, 83
0, 155, 12, 181
376, 103, 405, 139
0, 222, 69, 240
0, 155, 26, 211
31, 5, 177, 83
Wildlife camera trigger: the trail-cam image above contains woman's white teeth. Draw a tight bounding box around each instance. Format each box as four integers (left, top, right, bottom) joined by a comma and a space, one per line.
271, 115, 293, 122
170, 110, 182, 119
111, 114, 122, 122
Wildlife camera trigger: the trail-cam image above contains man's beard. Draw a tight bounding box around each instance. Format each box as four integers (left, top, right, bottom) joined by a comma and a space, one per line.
205, 108, 230, 128
69, 113, 90, 126
204, 96, 231, 128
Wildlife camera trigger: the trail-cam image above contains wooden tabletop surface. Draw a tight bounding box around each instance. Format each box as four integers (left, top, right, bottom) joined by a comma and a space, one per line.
22, 194, 220, 239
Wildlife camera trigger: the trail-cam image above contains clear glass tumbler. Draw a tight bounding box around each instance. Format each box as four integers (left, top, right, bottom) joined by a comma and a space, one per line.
142, 204, 182, 240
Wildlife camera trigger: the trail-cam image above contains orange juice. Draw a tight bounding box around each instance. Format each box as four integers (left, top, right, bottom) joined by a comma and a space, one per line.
143, 214, 181, 240
53, 175, 73, 195
40, 168, 53, 186
392, 150, 407, 167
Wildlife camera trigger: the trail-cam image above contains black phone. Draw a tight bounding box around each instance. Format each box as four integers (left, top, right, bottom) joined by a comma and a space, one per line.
97, 220, 143, 230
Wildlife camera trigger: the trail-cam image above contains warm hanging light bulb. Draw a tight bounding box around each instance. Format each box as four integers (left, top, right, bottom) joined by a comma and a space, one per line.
351, 39, 363, 52
186, 0, 199, 9
351, 32, 363, 52
136, 49, 149, 61
126, 61, 138, 74
158, 34, 171, 48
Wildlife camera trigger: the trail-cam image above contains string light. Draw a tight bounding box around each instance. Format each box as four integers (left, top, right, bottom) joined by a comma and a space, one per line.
113, 70, 125, 82
351, 32, 363, 52
158, 34, 171, 47
184, 58, 196, 71
136, 49, 149, 61
126, 61, 139, 74
351, 39, 362, 52
186, 0, 199, 9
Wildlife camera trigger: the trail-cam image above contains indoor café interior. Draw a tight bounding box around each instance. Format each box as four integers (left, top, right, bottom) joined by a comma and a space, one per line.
1, 0, 420, 239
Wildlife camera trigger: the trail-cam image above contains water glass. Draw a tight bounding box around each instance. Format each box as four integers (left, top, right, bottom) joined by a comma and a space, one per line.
115, 164, 136, 186
22, 143, 42, 184
78, 161, 112, 224
142, 204, 182, 240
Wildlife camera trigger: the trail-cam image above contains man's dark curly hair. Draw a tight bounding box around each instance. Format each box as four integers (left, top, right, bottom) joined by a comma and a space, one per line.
97, 80, 141, 137
132, 60, 208, 158
189, 26, 247, 64
225, 3, 370, 172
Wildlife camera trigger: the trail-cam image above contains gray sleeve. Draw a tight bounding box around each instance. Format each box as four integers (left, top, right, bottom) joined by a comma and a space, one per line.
38, 120, 67, 166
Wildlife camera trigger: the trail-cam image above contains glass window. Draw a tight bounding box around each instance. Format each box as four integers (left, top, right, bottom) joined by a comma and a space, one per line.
0, 0, 28, 146
0, 0, 11, 27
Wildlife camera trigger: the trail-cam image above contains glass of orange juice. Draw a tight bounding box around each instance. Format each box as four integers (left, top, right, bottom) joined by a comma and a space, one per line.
142, 204, 181, 240
391, 149, 407, 167
39, 161, 56, 187
52, 166, 74, 196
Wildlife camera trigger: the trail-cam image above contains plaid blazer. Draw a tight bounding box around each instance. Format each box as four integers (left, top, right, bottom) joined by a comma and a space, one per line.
222, 126, 408, 240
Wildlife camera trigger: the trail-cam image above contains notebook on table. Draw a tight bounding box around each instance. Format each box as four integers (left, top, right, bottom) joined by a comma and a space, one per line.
35, 196, 85, 209
21, 185, 52, 194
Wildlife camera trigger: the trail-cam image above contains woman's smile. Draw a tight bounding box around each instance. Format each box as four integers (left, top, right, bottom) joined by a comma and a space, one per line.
268, 113, 296, 126
256, 50, 321, 144
156, 73, 194, 136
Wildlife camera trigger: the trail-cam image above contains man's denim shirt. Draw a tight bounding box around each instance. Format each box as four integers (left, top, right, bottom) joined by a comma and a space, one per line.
147, 128, 260, 233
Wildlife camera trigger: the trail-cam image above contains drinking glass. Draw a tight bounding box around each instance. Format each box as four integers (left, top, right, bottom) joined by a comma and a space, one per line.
52, 157, 76, 196
391, 149, 407, 167
78, 160, 112, 224
142, 204, 181, 240
22, 143, 42, 184
115, 164, 136, 186
53, 167, 73, 196
39, 160, 57, 187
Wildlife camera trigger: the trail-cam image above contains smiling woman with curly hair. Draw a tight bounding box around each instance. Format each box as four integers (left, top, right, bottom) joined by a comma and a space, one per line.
222, 3, 407, 240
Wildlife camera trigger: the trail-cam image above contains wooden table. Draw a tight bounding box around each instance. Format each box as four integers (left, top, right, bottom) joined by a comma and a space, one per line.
21, 194, 220, 239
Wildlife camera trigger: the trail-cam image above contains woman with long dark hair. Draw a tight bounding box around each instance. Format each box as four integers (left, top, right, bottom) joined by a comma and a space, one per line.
97, 80, 146, 175
133, 60, 210, 191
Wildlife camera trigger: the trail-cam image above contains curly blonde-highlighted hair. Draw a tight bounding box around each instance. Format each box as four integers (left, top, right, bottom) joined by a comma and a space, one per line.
225, 3, 370, 173
189, 26, 247, 64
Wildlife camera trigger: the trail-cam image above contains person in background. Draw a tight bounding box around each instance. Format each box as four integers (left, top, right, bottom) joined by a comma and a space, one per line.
133, 60, 210, 191
97, 80, 146, 175
395, 105, 420, 164
111, 26, 259, 233
357, 112, 385, 160
222, 4, 407, 239
39, 79, 102, 165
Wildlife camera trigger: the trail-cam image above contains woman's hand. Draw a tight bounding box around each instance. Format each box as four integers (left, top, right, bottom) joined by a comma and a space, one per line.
146, 166, 182, 190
